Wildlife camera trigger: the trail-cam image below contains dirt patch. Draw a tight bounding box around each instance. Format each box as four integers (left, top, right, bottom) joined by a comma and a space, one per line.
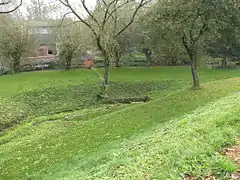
184, 174, 216, 180
184, 140, 240, 180
224, 140, 240, 180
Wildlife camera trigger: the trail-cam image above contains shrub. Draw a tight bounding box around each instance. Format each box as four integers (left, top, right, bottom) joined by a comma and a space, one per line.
122, 53, 148, 66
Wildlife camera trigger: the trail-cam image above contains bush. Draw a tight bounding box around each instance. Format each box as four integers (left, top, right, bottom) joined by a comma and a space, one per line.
122, 53, 148, 66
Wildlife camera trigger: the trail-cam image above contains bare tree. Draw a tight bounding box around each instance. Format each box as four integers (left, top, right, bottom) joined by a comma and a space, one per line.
0, 0, 23, 14
58, 0, 151, 90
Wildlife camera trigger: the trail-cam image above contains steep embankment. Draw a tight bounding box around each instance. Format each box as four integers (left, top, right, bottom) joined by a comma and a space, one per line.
0, 78, 239, 179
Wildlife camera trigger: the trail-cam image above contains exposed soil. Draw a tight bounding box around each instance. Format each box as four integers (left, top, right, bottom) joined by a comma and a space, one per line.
224, 140, 240, 180
184, 174, 216, 180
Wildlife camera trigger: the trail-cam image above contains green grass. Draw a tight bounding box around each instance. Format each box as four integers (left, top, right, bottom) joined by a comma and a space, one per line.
0, 67, 239, 179
93, 92, 240, 180
0, 80, 174, 131
0, 69, 98, 97
0, 67, 239, 97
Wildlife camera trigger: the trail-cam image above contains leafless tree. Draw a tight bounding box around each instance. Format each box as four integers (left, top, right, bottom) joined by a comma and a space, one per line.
58, 0, 151, 90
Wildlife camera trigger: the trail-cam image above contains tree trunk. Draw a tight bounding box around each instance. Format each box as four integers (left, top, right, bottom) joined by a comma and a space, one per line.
182, 36, 200, 89
65, 55, 72, 70
190, 55, 200, 88
143, 48, 152, 66
104, 59, 110, 87
96, 37, 110, 92
221, 57, 227, 68
115, 55, 121, 68
146, 53, 152, 66
13, 58, 21, 73
222, 45, 232, 68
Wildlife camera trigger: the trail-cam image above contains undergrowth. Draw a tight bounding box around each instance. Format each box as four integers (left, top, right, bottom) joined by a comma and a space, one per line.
0, 80, 174, 131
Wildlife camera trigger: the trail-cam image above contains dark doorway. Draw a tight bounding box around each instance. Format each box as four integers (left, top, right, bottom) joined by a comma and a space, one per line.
48, 49, 53, 55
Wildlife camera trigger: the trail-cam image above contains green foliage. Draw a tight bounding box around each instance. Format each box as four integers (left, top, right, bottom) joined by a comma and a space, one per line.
105, 80, 173, 98
122, 53, 147, 66
0, 15, 36, 73
13, 84, 101, 115
56, 23, 86, 69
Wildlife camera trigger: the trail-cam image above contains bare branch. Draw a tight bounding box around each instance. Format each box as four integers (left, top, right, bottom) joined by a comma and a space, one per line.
0, 0, 23, 14
100, 0, 107, 6
102, 0, 116, 29
61, 20, 82, 28
57, 12, 73, 27
193, 23, 207, 44
58, 0, 68, 6
58, 0, 98, 37
116, 0, 151, 37
81, 0, 99, 25
0, 1, 10, 5
105, 0, 134, 24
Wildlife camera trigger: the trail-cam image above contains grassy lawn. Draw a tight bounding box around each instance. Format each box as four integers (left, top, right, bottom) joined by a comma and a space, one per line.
0, 67, 239, 179
0, 66, 239, 97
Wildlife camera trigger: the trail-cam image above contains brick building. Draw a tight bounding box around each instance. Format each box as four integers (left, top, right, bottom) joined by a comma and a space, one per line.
28, 20, 57, 57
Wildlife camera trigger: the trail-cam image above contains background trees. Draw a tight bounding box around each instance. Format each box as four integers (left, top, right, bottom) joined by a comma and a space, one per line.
146, 0, 240, 88
207, 0, 240, 68
56, 22, 87, 70
0, 0, 239, 89
0, 15, 36, 73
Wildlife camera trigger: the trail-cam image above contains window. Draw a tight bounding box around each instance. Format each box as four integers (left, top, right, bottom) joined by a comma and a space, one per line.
38, 28, 48, 34
48, 49, 53, 55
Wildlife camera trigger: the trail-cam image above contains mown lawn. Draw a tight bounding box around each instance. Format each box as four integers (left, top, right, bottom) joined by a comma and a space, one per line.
0, 67, 239, 179
0, 66, 239, 97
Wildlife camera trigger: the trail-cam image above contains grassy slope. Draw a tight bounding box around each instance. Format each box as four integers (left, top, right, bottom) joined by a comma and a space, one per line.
94, 91, 240, 180
0, 73, 239, 179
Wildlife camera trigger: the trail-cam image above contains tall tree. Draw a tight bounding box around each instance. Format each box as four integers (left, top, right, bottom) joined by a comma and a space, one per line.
58, 0, 151, 90
150, 0, 239, 88
0, 0, 23, 14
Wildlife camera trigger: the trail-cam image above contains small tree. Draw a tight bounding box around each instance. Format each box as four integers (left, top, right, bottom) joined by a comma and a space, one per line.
58, 0, 151, 89
56, 23, 86, 70
0, 16, 33, 73
0, 0, 23, 14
